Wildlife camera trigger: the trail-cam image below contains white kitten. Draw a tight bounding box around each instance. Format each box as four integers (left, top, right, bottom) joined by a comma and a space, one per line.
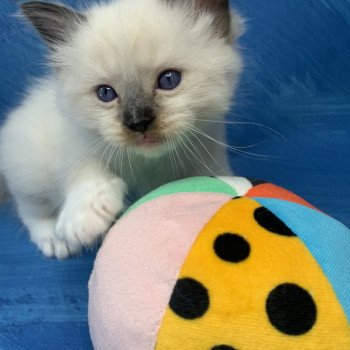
0, 0, 243, 258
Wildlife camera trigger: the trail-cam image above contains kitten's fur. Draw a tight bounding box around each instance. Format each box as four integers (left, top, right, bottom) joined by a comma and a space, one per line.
0, 0, 243, 258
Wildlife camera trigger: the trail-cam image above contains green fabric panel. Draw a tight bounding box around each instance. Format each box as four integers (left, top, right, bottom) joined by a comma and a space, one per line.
125, 176, 237, 215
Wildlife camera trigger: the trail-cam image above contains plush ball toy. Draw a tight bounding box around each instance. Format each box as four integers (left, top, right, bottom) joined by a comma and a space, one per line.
88, 176, 350, 350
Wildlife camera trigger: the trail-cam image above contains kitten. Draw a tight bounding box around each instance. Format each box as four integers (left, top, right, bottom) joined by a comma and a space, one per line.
0, 0, 243, 258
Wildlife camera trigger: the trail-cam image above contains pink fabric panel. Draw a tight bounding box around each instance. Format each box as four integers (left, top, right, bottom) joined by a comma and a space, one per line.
88, 192, 230, 350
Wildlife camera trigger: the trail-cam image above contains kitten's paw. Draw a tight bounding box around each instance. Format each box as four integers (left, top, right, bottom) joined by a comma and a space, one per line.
55, 178, 126, 250
39, 236, 72, 259
28, 218, 76, 259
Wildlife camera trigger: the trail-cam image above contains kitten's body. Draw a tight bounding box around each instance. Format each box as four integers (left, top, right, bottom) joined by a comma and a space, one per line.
0, 0, 243, 258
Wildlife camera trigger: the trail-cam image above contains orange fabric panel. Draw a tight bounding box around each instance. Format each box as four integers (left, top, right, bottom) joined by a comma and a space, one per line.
247, 184, 319, 211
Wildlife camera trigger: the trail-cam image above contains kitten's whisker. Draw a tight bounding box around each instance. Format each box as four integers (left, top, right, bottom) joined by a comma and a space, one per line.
182, 132, 209, 171
75, 138, 106, 169
102, 145, 112, 176
189, 125, 269, 159
131, 150, 142, 179
178, 131, 217, 177
127, 148, 137, 189
166, 139, 176, 178
108, 144, 119, 174
172, 135, 186, 172
112, 146, 119, 174
186, 124, 271, 160
114, 145, 124, 178
120, 147, 125, 181
170, 138, 181, 177
99, 143, 112, 177
73, 137, 106, 162
48, 137, 106, 187
113, 144, 123, 180
192, 118, 287, 141
130, 150, 142, 191
7, 58, 48, 79
186, 129, 229, 176
104, 143, 118, 176
185, 119, 270, 150
167, 138, 180, 178
175, 134, 193, 173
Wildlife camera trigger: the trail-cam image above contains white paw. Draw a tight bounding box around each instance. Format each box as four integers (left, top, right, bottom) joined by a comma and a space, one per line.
28, 218, 76, 259
55, 178, 126, 250
38, 236, 72, 259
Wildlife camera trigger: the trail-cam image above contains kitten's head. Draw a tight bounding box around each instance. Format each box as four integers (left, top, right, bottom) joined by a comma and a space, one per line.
22, 0, 244, 157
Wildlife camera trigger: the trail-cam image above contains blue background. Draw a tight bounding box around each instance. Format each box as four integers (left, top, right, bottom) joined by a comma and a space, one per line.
0, 0, 349, 348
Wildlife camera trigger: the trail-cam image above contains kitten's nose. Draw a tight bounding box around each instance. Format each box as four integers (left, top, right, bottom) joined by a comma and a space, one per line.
123, 106, 155, 133
126, 118, 154, 132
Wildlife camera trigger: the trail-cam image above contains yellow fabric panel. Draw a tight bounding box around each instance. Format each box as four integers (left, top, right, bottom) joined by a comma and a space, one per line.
156, 197, 350, 350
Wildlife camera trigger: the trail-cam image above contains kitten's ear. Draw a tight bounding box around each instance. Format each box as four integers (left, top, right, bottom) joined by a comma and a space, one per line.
166, 0, 236, 40
21, 1, 86, 48
192, 0, 231, 38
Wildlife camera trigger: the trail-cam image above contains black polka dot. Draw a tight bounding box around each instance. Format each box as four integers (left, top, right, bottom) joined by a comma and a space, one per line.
266, 283, 317, 335
211, 345, 237, 350
249, 178, 266, 186
169, 277, 209, 319
254, 207, 296, 236
214, 233, 250, 263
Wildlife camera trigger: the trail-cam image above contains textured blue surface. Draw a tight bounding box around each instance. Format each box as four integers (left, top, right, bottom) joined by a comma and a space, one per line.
0, 0, 349, 348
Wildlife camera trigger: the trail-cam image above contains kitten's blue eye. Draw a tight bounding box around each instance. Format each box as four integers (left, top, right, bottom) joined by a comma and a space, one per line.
96, 85, 118, 102
157, 70, 181, 90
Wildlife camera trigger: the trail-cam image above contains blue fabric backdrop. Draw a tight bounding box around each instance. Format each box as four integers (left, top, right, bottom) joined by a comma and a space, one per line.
0, 0, 349, 348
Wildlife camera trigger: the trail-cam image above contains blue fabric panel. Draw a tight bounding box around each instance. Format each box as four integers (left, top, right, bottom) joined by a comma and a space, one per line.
254, 197, 350, 323
0, 0, 349, 348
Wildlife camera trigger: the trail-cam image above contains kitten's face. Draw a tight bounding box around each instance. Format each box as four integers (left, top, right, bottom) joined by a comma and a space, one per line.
23, 0, 243, 158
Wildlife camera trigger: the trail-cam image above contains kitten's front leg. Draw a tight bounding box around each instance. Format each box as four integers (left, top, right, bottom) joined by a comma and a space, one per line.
55, 174, 126, 252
